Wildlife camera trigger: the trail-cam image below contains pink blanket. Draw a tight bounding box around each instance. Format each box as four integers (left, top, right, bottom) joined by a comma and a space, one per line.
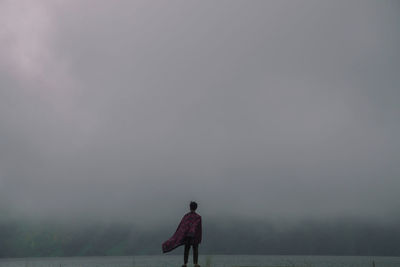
162, 211, 202, 253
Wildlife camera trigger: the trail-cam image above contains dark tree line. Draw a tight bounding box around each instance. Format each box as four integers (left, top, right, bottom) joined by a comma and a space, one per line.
0, 218, 399, 257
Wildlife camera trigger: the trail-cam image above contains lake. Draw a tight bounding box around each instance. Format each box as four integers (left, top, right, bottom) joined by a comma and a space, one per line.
0, 255, 399, 267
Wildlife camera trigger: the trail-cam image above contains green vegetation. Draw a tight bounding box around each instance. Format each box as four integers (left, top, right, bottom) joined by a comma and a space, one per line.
1, 219, 400, 257
0, 220, 136, 257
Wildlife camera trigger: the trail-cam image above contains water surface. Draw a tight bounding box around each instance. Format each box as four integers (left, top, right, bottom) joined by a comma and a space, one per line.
0, 255, 399, 267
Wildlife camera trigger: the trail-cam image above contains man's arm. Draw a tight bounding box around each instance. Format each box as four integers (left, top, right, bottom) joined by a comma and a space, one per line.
198, 217, 202, 243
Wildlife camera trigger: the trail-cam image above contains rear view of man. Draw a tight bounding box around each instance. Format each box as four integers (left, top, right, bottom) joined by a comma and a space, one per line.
162, 201, 202, 267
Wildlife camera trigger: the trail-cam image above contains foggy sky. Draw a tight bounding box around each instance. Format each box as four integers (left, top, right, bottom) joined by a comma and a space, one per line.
0, 0, 399, 226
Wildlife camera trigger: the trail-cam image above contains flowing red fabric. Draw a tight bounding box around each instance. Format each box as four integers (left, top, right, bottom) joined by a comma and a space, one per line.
162, 211, 202, 253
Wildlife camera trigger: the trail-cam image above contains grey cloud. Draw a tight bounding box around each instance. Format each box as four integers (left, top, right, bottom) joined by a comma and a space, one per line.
0, 0, 399, 225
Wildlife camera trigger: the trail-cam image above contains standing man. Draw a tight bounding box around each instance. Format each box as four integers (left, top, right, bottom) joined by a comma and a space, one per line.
162, 201, 202, 267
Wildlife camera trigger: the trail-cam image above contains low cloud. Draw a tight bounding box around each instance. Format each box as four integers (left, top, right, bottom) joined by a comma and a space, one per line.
0, 1, 399, 226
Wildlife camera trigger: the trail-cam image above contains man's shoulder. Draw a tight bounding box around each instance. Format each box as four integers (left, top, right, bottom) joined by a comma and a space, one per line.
185, 212, 201, 218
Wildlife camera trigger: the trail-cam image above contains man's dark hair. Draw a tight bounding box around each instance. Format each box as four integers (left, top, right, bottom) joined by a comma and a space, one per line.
190, 201, 198, 211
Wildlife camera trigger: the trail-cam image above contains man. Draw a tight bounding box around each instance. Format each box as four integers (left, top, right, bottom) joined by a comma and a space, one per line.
162, 201, 202, 267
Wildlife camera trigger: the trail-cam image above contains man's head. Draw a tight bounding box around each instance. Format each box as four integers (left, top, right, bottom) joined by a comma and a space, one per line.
190, 201, 198, 211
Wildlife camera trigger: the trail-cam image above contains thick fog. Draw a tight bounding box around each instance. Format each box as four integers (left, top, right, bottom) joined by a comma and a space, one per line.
0, 0, 399, 226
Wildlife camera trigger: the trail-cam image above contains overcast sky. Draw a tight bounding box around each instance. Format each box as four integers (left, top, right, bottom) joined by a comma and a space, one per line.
0, 0, 399, 225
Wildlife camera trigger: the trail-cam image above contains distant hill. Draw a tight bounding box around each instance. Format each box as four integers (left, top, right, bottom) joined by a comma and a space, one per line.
0, 218, 399, 257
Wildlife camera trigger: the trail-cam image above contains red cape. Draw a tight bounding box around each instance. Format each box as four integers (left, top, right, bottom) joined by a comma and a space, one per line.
162, 212, 202, 253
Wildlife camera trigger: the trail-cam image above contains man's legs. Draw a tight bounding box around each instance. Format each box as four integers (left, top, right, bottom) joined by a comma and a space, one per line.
183, 243, 190, 265
193, 244, 199, 265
